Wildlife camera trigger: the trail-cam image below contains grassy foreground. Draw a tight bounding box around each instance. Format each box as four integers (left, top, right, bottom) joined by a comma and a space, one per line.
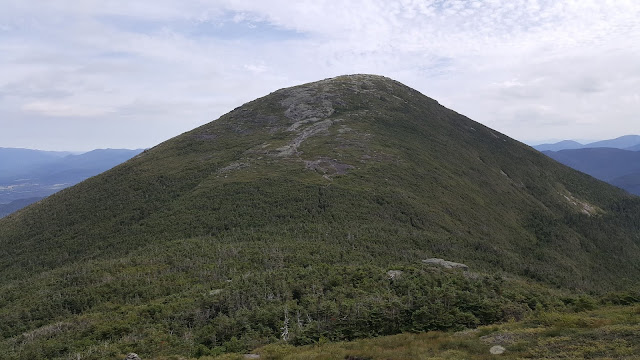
204, 304, 640, 360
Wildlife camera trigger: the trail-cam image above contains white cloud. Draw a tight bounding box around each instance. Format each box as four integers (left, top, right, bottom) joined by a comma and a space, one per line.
22, 101, 113, 117
244, 64, 268, 74
1, 0, 640, 150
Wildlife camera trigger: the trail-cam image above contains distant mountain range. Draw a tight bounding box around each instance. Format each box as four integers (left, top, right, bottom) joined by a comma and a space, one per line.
0, 148, 73, 178
536, 135, 640, 195
0, 148, 143, 217
533, 135, 640, 151
533, 140, 584, 151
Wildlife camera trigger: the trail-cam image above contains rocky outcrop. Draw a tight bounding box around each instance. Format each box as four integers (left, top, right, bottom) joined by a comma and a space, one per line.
125, 354, 141, 360
422, 258, 468, 270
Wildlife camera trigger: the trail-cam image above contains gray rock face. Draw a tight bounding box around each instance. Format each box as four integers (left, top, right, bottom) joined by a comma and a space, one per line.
422, 258, 468, 270
386, 270, 403, 279
490, 345, 506, 354
125, 354, 141, 360
280, 86, 336, 122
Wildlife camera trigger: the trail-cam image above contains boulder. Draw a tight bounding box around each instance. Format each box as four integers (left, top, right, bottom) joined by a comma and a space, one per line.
490, 345, 506, 354
386, 270, 403, 279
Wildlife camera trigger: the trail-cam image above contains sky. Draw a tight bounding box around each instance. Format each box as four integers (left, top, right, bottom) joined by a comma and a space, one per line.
1, 0, 639, 151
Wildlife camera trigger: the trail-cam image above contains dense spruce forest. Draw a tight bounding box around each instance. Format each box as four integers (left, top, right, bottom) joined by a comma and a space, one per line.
1, 75, 640, 359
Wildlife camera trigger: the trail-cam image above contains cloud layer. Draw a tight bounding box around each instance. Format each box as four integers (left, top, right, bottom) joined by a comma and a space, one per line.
2, 0, 639, 150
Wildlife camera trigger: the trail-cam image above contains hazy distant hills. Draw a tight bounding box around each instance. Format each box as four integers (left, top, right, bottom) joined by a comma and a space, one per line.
534, 135, 640, 151
627, 143, 640, 151
533, 140, 584, 151
0, 147, 72, 178
537, 136, 640, 195
0, 148, 143, 216
2, 75, 640, 358
587, 135, 640, 149
610, 172, 640, 196
543, 148, 640, 181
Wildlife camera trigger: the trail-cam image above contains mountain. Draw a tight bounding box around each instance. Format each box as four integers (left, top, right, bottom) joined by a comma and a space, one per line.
543, 148, 640, 182
542, 148, 640, 195
0, 147, 71, 179
2, 148, 145, 184
0, 148, 144, 184
626, 143, 640, 151
532, 140, 583, 151
2, 75, 640, 359
586, 135, 640, 149
611, 172, 640, 196
533, 135, 640, 152
0, 148, 143, 214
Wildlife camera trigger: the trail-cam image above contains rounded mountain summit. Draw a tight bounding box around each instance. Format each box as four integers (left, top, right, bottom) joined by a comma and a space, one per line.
1, 74, 639, 358
3, 74, 637, 285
